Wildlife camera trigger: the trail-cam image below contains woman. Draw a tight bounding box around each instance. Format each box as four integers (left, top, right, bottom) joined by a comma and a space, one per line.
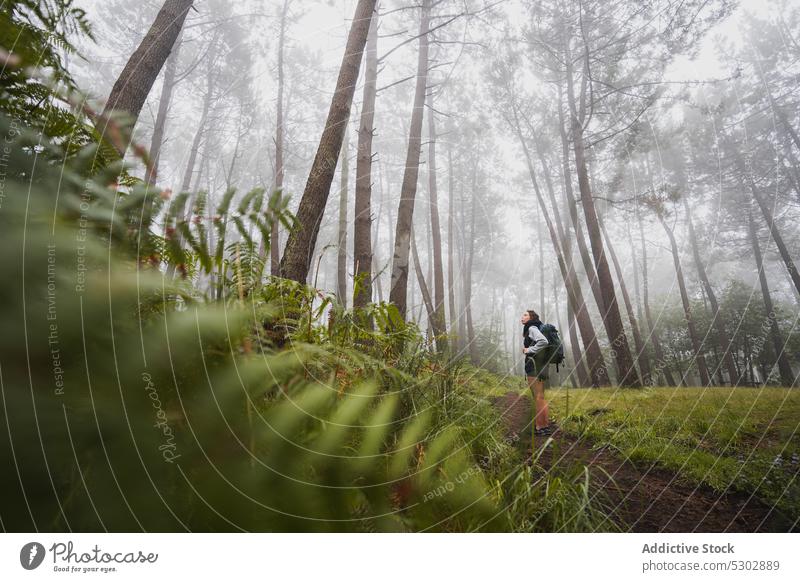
521, 309, 552, 435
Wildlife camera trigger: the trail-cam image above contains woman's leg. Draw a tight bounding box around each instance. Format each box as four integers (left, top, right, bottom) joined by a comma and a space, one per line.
527, 376, 549, 430
532, 378, 549, 429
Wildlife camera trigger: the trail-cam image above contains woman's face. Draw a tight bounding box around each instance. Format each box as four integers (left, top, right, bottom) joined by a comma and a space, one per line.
520, 311, 530, 324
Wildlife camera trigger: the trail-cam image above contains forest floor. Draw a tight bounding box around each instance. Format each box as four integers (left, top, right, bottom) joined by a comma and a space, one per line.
490, 386, 800, 532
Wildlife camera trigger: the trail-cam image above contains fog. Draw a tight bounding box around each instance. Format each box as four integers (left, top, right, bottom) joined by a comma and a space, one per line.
68, 0, 800, 386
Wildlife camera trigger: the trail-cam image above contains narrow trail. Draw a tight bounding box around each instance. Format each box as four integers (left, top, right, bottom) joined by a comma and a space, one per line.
492, 391, 795, 533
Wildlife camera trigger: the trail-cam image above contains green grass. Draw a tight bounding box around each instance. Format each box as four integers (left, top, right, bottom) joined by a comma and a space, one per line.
544, 385, 800, 523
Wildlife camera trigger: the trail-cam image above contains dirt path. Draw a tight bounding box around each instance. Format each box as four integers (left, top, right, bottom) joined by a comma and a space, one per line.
492, 391, 795, 533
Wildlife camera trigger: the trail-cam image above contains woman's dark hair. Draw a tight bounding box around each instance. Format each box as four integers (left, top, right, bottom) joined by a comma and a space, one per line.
526, 309, 539, 321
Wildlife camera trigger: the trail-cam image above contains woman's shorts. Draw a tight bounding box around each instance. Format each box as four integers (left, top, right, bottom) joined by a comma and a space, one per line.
525, 353, 549, 381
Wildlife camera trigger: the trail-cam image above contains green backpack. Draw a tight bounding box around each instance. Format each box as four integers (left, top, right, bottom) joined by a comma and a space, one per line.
539, 323, 566, 372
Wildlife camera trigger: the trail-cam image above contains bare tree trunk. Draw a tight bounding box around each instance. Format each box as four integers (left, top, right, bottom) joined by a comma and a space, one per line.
145, 31, 182, 186
552, 270, 570, 386
463, 166, 478, 364
534, 143, 589, 386
279, 0, 376, 283
384, 163, 395, 277
682, 196, 738, 385
733, 150, 800, 299
224, 113, 245, 191
747, 209, 795, 386
426, 92, 447, 351
376, 161, 393, 303
337, 126, 349, 305
781, 143, 800, 205
456, 176, 467, 352
166, 81, 214, 277
464, 274, 477, 364
369, 179, 384, 303
371, 193, 384, 303
659, 214, 712, 386
565, 52, 640, 387
536, 169, 607, 386
567, 293, 590, 386
192, 136, 208, 194
637, 210, 675, 386
426, 205, 433, 293
764, 82, 800, 153
447, 149, 458, 347
270, 0, 290, 275
165, 64, 212, 279
556, 87, 604, 315
600, 217, 652, 384
389, 0, 430, 318
509, 105, 608, 386
179, 69, 213, 194
353, 5, 379, 308
411, 226, 436, 330
626, 224, 644, 330
208, 111, 244, 294
501, 297, 510, 372
539, 236, 545, 313
101, 0, 194, 154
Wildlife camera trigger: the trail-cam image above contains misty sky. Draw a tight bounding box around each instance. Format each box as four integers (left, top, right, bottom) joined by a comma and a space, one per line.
69, 0, 798, 373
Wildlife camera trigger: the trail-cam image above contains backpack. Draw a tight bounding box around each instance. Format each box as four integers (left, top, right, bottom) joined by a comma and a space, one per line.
538, 323, 566, 372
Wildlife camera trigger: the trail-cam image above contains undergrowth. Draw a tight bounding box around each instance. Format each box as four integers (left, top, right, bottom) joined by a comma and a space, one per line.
0, 110, 616, 533
551, 387, 800, 524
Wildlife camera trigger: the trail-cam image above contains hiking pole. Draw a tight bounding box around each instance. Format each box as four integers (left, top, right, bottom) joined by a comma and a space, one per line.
531, 394, 536, 460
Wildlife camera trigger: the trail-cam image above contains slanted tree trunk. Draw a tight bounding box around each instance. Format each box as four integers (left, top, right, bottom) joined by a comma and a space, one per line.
165, 64, 213, 278
732, 149, 800, 299
567, 294, 590, 387
190, 143, 205, 194
530, 161, 607, 385
337, 126, 349, 305
658, 213, 712, 386
508, 104, 608, 386
539, 237, 545, 312
533, 142, 590, 385
565, 51, 640, 387
145, 31, 182, 186
747, 208, 795, 386
179, 66, 213, 194
780, 141, 800, 205
279, 0, 376, 283
101, 0, 194, 154
224, 112, 245, 191
389, 0, 430, 318
270, 0, 290, 275
682, 196, 738, 385
552, 268, 572, 386
353, 5, 379, 308
762, 79, 800, 153
426, 93, 447, 351
411, 225, 436, 331
600, 217, 652, 384
556, 87, 604, 315
638, 209, 676, 386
